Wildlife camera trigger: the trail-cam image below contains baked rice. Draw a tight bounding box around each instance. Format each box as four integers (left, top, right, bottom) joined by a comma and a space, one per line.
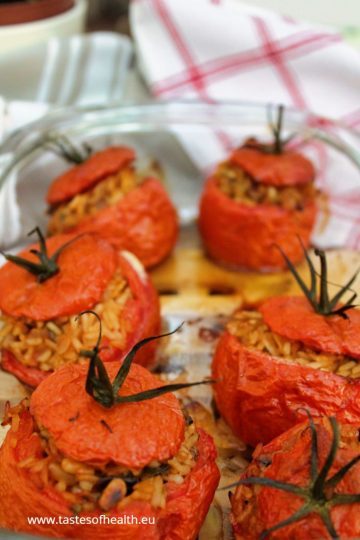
48, 166, 140, 236
215, 162, 316, 211
0, 271, 132, 373
228, 310, 360, 379
3, 401, 199, 513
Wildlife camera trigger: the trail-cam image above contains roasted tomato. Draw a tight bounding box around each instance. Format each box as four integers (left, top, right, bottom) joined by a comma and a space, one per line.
199, 108, 317, 271
212, 248, 360, 446
230, 415, 360, 539
0, 229, 160, 387
0, 331, 219, 539
47, 146, 178, 268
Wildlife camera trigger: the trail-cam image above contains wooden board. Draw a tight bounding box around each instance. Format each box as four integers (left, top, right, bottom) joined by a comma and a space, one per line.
152, 244, 360, 314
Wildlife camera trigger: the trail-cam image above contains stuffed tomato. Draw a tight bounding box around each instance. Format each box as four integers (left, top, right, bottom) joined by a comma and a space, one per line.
47, 146, 178, 268
0, 230, 160, 387
199, 109, 317, 271
212, 248, 360, 446
0, 330, 219, 539
230, 415, 360, 539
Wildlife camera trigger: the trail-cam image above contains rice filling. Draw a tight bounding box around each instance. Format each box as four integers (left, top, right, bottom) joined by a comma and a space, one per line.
228, 310, 360, 379
215, 162, 316, 211
0, 271, 133, 373
48, 167, 140, 235
3, 402, 199, 513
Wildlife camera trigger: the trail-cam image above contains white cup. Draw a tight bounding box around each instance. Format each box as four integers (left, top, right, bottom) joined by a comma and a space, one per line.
0, 0, 87, 56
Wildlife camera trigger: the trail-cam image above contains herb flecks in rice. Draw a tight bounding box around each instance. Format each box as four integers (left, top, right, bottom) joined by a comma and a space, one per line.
0, 271, 132, 372
216, 162, 316, 211
228, 310, 360, 379
3, 402, 199, 513
48, 166, 140, 235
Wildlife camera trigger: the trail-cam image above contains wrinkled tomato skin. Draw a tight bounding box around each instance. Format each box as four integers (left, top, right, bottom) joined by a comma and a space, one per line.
55, 178, 178, 269
260, 296, 360, 360
0, 251, 161, 388
0, 234, 117, 321
30, 362, 186, 468
199, 177, 316, 271
0, 410, 219, 540
47, 147, 136, 205
212, 331, 360, 446
229, 147, 315, 187
1, 350, 47, 388
231, 419, 360, 539
157, 429, 220, 540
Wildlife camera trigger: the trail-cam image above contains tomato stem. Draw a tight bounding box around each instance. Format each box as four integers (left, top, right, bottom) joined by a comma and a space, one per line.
242, 105, 294, 155
270, 104, 284, 154
79, 312, 213, 408
45, 134, 92, 165
267, 104, 294, 154
228, 414, 360, 539
315, 249, 331, 313
312, 417, 339, 499
277, 240, 358, 317
259, 504, 311, 540
0, 228, 80, 283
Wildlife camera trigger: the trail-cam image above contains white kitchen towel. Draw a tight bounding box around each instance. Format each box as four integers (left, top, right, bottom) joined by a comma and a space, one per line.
130, 0, 360, 250
131, 0, 360, 126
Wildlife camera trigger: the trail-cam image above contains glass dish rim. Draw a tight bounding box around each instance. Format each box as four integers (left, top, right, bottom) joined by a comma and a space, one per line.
0, 99, 359, 190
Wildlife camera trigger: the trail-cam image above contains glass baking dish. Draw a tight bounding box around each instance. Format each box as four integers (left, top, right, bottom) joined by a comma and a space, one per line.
0, 101, 359, 540
0, 101, 359, 249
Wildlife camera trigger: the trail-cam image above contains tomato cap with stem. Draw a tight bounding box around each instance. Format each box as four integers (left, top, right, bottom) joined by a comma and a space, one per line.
79, 311, 214, 408
226, 412, 360, 540
0, 227, 81, 283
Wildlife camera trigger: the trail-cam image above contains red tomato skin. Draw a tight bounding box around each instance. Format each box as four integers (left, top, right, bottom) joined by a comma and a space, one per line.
0, 409, 219, 540
0, 234, 117, 321
260, 296, 360, 360
55, 178, 178, 269
1, 350, 47, 387
47, 147, 136, 205
0, 251, 161, 387
231, 419, 360, 539
30, 362, 186, 469
229, 147, 315, 187
199, 177, 316, 271
212, 331, 360, 446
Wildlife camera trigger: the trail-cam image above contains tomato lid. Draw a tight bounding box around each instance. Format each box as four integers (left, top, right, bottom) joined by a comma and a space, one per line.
47, 146, 135, 205
260, 296, 360, 359
30, 362, 185, 469
0, 234, 116, 320
229, 147, 315, 187
233, 417, 360, 540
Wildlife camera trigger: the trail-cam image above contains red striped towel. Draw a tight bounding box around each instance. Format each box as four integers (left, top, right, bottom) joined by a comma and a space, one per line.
131, 0, 360, 249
